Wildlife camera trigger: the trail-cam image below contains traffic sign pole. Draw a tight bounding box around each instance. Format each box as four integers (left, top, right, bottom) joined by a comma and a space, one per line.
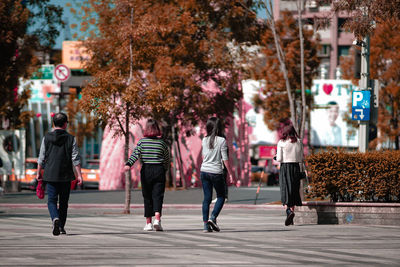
359, 35, 370, 153
54, 64, 71, 112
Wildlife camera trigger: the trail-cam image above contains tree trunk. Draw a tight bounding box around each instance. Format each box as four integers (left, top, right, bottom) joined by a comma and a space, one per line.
265, 0, 296, 125
171, 125, 177, 189
175, 137, 187, 188
297, 0, 306, 139
123, 8, 134, 214
123, 106, 132, 214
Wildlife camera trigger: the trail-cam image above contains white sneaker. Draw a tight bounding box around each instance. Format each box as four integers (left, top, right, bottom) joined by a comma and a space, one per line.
153, 220, 163, 231
143, 223, 153, 231
212, 198, 228, 204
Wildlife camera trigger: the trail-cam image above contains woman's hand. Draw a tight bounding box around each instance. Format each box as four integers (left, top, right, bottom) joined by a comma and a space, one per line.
228, 172, 236, 185
124, 165, 131, 172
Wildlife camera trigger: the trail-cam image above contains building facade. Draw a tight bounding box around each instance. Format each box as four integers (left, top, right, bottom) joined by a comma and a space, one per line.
273, 0, 354, 79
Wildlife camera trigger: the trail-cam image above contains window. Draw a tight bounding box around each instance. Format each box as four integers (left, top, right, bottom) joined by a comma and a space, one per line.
318, 44, 330, 57
338, 45, 351, 65
338, 46, 350, 57
338, 18, 351, 33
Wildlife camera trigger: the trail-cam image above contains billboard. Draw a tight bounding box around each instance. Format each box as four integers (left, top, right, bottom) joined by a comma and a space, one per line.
242, 80, 277, 146
310, 79, 358, 147
62, 41, 90, 69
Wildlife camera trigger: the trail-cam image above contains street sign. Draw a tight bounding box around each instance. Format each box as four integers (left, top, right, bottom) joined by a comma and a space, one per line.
352, 90, 370, 121
54, 64, 71, 82
31, 65, 54, 80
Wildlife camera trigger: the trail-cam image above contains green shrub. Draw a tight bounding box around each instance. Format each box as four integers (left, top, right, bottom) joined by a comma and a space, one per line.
306, 149, 400, 202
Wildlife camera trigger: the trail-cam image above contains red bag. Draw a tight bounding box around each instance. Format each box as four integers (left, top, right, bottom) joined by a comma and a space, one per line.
36, 180, 45, 199
70, 179, 78, 190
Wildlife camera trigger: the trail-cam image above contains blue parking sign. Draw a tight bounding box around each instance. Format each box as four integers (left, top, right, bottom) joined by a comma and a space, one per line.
352, 91, 370, 121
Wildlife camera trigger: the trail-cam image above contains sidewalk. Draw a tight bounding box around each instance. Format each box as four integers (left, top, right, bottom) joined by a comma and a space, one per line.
1, 207, 399, 266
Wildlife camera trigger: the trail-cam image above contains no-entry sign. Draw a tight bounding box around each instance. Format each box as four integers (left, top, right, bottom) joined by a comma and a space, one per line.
54, 64, 71, 82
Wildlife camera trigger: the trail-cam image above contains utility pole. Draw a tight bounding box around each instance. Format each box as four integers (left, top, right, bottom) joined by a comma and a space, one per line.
358, 36, 370, 152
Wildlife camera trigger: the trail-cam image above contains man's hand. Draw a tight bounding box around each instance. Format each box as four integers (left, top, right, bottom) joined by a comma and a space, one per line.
36, 164, 43, 181
77, 176, 83, 186
124, 165, 131, 172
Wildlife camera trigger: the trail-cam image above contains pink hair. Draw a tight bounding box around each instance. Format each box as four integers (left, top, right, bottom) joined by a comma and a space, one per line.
278, 119, 298, 143
143, 119, 161, 137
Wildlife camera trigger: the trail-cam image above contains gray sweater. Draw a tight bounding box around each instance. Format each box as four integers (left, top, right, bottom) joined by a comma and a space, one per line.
200, 136, 228, 174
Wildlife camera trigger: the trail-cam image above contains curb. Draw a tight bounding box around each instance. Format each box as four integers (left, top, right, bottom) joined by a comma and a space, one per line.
0, 203, 283, 210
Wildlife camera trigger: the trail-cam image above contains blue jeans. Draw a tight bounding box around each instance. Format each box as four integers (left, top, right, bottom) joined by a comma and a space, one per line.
201, 172, 226, 222
47, 181, 71, 228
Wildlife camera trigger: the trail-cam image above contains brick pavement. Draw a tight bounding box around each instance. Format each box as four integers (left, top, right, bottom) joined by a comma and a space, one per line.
1, 206, 400, 266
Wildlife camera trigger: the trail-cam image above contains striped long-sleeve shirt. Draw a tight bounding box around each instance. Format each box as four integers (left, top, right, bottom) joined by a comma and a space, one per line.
125, 137, 170, 167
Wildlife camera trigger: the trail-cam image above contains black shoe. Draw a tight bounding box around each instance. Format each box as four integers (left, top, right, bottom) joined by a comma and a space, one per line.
52, 219, 60, 236
207, 219, 220, 232
285, 211, 295, 226
59, 227, 66, 235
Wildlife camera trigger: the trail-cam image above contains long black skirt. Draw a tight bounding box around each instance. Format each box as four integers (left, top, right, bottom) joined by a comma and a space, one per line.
279, 163, 302, 207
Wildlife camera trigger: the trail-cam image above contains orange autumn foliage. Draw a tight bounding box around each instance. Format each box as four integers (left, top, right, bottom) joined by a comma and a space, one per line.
306, 149, 400, 202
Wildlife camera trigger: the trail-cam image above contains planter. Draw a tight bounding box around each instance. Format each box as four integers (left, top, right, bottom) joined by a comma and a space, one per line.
296, 201, 400, 225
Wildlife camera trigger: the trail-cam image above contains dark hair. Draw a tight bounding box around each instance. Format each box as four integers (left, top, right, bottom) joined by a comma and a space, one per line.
53, 113, 68, 127
206, 117, 223, 149
143, 119, 161, 137
278, 118, 298, 143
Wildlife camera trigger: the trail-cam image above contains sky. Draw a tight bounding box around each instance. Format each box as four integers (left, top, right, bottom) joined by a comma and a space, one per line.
52, 0, 79, 49
47, 0, 269, 50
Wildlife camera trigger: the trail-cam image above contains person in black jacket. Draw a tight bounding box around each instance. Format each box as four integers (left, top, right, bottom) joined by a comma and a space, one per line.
36, 113, 83, 236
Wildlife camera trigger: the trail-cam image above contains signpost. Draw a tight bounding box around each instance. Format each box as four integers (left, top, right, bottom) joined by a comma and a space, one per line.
357, 36, 370, 152
52, 64, 71, 112
352, 90, 370, 121
54, 64, 71, 82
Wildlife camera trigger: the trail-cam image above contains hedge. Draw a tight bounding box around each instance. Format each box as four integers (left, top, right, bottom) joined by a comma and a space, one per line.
305, 149, 400, 202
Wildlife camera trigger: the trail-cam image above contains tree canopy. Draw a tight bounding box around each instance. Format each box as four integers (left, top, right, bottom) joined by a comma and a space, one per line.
0, 0, 63, 129
253, 11, 320, 131
331, 0, 400, 39
341, 17, 400, 149
79, 0, 263, 134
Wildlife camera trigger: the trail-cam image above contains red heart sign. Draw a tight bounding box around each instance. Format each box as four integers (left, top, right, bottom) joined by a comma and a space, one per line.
323, 84, 333, 95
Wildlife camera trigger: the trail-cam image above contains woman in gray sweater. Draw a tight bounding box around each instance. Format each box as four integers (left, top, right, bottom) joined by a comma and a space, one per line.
200, 117, 233, 232
276, 119, 304, 226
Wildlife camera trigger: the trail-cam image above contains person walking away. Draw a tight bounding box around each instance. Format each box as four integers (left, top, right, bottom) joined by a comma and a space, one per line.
200, 117, 234, 233
124, 119, 169, 231
276, 119, 303, 226
36, 113, 83, 236
212, 135, 229, 204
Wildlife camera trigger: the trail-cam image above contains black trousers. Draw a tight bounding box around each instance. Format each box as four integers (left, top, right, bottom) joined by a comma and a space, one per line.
140, 164, 166, 218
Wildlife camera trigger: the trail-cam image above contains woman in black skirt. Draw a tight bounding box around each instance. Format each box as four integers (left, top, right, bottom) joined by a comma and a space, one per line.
276, 119, 303, 226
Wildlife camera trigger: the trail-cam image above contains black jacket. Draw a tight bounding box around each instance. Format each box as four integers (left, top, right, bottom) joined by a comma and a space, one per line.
43, 129, 75, 182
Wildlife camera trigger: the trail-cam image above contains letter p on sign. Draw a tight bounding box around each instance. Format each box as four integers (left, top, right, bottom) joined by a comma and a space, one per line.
352, 92, 363, 107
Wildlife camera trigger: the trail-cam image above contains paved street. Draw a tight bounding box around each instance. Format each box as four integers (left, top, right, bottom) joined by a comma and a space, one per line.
1, 187, 400, 266
0, 186, 281, 205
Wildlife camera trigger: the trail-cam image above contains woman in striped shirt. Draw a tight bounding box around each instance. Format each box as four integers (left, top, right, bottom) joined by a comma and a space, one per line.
124, 119, 170, 231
